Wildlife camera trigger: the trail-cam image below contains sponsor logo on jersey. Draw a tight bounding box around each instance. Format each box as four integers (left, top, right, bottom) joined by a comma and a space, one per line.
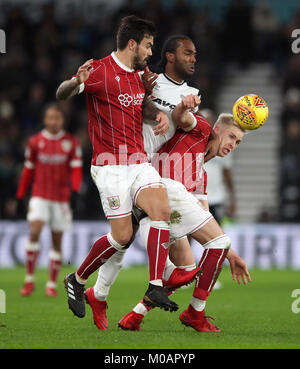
151, 97, 176, 111
38, 140, 45, 149
37, 153, 68, 164
118, 93, 144, 107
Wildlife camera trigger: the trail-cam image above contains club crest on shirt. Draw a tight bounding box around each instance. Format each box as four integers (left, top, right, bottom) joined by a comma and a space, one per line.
61, 139, 72, 152
108, 196, 120, 210
38, 140, 45, 149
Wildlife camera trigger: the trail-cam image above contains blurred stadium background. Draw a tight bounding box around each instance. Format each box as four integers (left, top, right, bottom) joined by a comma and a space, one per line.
0, 0, 300, 270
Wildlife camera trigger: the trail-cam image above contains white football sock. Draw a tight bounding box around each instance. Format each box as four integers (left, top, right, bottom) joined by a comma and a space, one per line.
93, 249, 126, 301
133, 302, 149, 316
178, 264, 196, 272
190, 297, 206, 312
163, 257, 176, 281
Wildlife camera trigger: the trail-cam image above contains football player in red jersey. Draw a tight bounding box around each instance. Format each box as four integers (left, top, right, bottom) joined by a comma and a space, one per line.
119, 96, 251, 332
56, 16, 194, 317
17, 103, 83, 297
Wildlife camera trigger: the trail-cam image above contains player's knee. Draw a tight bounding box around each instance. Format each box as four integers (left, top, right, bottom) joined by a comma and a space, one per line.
123, 233, 136, 249
203, 234, 231, 250
111, 230, 133, 247
148, 202, 171, 221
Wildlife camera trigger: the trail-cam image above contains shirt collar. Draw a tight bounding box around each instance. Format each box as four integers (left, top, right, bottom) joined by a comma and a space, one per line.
41, 129, 65, 140
111, 52, 134, 72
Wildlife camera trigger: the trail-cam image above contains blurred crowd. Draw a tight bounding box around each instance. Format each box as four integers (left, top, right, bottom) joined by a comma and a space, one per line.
0, 0, 299, 221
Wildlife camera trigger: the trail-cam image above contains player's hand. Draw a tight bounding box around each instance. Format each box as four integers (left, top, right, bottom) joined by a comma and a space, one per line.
153, 111, 169, 136
227, 249, 252, 285
142, 66, 158, 96
204, 130, 220, 163
75, 59, 94, 84
181, 94, 201, 110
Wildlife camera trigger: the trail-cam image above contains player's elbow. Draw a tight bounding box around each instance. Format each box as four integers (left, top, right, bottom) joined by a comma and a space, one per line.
56, 85, 67, 100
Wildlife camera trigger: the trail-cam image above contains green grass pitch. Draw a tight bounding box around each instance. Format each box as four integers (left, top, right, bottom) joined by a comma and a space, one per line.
0, 265, 300, 349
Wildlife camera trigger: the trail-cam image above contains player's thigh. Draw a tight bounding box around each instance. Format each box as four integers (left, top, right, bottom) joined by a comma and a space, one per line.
169, 237, 195, 267
131, 163, 170, 221
27, 197, 49, 239
50, 202, 72, 232
109, 215, 133, 246
191, 217, 225, 245
91, 165, 135, 220
136, 186, 170, 220
162, 179, 213, 240
27, 197, 50, 224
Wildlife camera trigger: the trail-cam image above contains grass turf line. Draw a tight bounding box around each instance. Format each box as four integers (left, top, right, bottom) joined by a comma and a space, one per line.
0, 266, 300, 349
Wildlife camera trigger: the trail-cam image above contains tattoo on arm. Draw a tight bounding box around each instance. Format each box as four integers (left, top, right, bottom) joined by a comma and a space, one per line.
56, 79, 81, 100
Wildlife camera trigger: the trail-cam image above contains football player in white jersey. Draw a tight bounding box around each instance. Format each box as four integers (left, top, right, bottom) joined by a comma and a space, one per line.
142, 34, 199, 157
84, 35, 223, 329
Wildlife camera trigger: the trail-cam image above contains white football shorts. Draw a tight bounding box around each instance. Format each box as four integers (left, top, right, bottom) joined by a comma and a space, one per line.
27, 197, 72, 232
139, 178, 213, 243
91, 163, 163, 219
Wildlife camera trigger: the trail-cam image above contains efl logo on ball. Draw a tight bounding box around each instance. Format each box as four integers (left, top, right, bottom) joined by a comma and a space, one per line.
232, 94, 269, 130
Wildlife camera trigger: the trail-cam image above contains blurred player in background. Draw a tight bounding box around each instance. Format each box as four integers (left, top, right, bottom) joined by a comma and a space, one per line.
17, 103, 83, 297
56, 15, 182, 317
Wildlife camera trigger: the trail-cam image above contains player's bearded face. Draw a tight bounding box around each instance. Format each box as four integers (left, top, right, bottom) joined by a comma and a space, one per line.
132, 36, 153, 70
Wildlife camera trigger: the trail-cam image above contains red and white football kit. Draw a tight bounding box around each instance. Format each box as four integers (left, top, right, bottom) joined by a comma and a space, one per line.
74, 52, 170, 287
138, 115, 230, 330
136, 114, 214, 240
17, 129, 83, 231
17, 129, 83, 295
77, 52, 162, 219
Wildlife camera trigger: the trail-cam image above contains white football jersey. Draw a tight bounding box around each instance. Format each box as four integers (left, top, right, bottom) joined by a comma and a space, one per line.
143, 73, 200, 158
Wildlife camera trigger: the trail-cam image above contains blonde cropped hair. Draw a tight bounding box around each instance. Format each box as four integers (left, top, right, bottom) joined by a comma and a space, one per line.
214, 113, 247, 133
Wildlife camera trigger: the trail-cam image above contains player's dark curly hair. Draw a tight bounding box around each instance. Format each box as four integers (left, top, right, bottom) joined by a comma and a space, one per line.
117, 15, 156, 50
153, 34, 192, 73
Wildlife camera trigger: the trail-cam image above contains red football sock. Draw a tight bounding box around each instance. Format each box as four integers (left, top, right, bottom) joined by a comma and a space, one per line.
24, 242, 40, 281
146, 221, 170, 285
77, 233, 121, 282
193, 248, 228, 301
25, 251, 39, 276
48, 250, 62, 287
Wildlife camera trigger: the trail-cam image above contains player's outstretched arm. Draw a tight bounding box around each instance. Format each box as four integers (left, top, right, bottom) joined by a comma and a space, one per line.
56, 59, 93, 100
172, 94, 200, 130
142, 97, 170, 136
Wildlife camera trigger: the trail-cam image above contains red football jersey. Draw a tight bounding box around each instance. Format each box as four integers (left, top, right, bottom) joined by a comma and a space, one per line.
24, 130, 82, 202
80, 52, 148, 166
153, 115, 211, 195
